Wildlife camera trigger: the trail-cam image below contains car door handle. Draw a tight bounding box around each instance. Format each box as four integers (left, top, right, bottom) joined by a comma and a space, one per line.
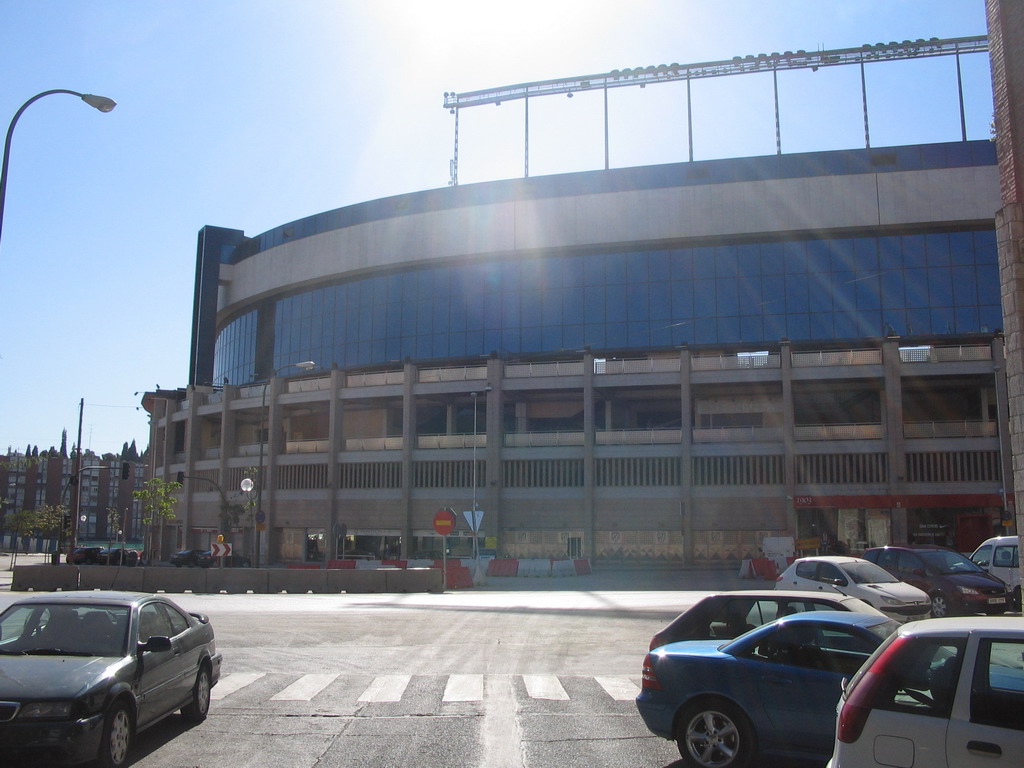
966, 741, 1001, 757
763, 676, 793, 686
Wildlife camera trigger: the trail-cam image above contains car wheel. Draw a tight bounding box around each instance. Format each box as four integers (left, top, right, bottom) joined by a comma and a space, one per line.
675, 698, 756, 768
930, 592, 950, 618
97, 701, 133, 768
181, 665, 212, 722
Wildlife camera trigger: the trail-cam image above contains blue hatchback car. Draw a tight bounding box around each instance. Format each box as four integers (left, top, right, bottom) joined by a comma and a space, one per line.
636, 611, 898, 768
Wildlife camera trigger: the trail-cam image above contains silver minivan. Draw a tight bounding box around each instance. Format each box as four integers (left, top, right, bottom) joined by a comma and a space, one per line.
971, 535, 1021, 610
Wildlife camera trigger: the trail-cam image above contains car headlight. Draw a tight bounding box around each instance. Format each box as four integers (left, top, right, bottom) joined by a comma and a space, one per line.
957, 585, 980, 595
880, 596, 902, 606
18, 702, 73, 719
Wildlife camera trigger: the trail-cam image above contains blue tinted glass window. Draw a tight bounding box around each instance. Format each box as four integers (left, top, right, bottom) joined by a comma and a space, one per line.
907, 307, 931, 334
977, 270, 1000, 305
502, 294, 520, 328
787, 314, 810, 339
542, 325, 561, 351
585, 286, 605, 324
716, 279, 739, 315
854, 238, 879, 271
694, 280, 716, 316
627, 321, 650, 346
763, 314, 787, 340
740, 315, 763, 341
878, 236, 902, 268
902, 236, 927, 269
521, 325, 541, 351
830, 239, 858, 273
672, 281, 694, 317
927, 268, 954, 306
806, 240, 831, 273
856, 274, 881, 310
693, 316, 717, 344
715, 246, 738, 277
738, 274, 763, 316
541, 289, 563, 326
649, 251, 670, 282
736, 243, 760, 275
563, 290, 584, 324
605, 322, 627, 347
925, 233, 951, 266
670, 249, 693, 280
761, 243, 784, 274
650, 283, 672, 320
954, 306, 979, 333
562, 324, 584, 349
783, 241, 807, 273
974, 230, 997, 264
880, 271, 904, 309
786, 274, 810, 313
951, 267, 978, 306
716, 316, 740, 342
948, 232, 974, 266
693, 247, 716, 279
979, 305, 1001, 332
584, 253, 605, 286
627, 284, 649, 320
605, 284, 627, 323
904, 269, 930, 308
763, 275, 786, 313
625, 251, 649, 282
483, 293, 502, 329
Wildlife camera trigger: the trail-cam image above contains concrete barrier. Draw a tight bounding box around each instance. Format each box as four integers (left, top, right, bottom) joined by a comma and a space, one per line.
143, 567, 208, 593
79, 566, 145, 591
11, 565, 80, 591
326, 559, 356, 569
487, 559, 519, 577
206, 568, 269, 594
328, 568, 387, 593
551, 559, 576, 577
269, 568, 329, 593
518, 559, 552, 577
574, 559, 592, 575
384, 567, 442, 593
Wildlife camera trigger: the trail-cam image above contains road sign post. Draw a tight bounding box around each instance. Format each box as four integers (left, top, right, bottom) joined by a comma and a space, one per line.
434, 508, 457, 591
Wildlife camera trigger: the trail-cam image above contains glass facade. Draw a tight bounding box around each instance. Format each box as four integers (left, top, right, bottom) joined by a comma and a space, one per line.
212, 229, 999, 387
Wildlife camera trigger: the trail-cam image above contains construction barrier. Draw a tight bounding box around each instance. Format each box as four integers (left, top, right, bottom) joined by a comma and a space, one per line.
326, 560, 357, 569
79, 565, 145, 592
143, 567, 208, 593
487, 558, 519, 577
574, 559, 592, 575
328, 568, 387, 593
11, 565, 79, 592
269, 568, 329, 593
206, 568, 269, 594
550, 559, 576, 577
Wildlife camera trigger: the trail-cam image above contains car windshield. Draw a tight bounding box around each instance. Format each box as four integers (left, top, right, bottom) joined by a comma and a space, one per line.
0, 603, 130, 657
919, 550, 985, 574
841, 561, 901, 584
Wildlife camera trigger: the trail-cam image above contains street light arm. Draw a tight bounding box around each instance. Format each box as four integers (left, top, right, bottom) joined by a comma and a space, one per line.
0, 89, 117, 249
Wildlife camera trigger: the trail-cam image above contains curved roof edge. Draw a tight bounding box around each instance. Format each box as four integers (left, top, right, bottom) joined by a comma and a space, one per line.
222, 140, 996, 264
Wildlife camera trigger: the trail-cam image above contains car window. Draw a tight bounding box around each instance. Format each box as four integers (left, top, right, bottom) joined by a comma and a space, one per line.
972, 544, 993, 567
818, 563, 847, 585
160, 603, 190, 636
920, 550, 984, 575
971, 639, 1024, 731
875, 636, 965, 717
139, 603, 175, 643
705, 598, 759, 638
896, 550, 923, 574
795, 561, 818, 579
0, 604, 129, 656
875, 549, 900, 571
843, 561, 900, 584
993, 545, 1019, 569
747, 623, 878, 676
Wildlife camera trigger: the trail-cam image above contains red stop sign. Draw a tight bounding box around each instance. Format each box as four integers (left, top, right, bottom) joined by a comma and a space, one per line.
433, 508, 456, 536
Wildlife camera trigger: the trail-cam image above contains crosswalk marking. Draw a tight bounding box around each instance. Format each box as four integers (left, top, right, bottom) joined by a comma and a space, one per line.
270, 673, 339, 701
212, 672, 265, 700
594, 676, 640, 701
443, 673, 484, 702
522, 674, 569, 700
358, 674, 411, 702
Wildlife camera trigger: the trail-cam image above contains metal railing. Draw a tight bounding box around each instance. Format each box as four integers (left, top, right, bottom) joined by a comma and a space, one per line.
903, 420, 997, 439
791, 349, 881, 367
595, 428, 682, 445
504, 431, 585, 447
287, 376, 331, 393
794, 423, 885, 440
899, 344, 992, 363
418, 365, 488, 383
691, 353, 781, 371
693, 426, 785, 443
285, 439, 330, 453
594, 358, 681, 375
416, 434, 487, 449
505, 361, 585, 378
346, 370, 405, 387
344, 436, 404, 451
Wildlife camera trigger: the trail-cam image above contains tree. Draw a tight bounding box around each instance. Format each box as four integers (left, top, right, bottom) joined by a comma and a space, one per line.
33, 504, 69, 565
3, 508, 37, 569
133, 478, 182, 562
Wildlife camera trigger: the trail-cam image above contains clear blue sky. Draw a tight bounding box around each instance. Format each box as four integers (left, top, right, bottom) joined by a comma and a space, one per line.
0, 0, 992, 457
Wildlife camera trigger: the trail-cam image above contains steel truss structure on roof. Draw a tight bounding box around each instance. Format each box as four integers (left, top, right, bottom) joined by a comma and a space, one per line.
442, 35, 988, 186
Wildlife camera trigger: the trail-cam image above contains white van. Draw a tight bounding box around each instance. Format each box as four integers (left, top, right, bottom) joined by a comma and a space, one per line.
971, 535, 1021, 609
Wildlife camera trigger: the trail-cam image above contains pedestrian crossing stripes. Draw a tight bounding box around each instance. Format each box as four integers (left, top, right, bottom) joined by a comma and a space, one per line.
211, 672, 640, 704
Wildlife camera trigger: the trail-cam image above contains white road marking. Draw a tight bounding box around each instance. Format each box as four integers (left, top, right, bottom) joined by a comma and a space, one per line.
270, 673, 339, 701
443, 673, 484, 702
594, 675, 640, 701
522, 674, 569, 700
358, 674, 412, 702
211, 672, 266, 700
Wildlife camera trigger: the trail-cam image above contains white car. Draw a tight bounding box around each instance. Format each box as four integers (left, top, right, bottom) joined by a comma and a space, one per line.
829, 616, 1024, 768
971, 535, 1021, 610
776, 555, 931, 622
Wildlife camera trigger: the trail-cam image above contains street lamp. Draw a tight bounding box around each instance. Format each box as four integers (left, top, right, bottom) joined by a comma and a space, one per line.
0, 90, 117, 250
253, 360, 317, 567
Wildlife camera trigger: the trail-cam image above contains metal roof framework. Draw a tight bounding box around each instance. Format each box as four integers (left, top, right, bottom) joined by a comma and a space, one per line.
442, 35, 989, 185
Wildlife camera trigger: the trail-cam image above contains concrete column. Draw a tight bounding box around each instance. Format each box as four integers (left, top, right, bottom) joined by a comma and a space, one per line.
583, 352, 595, 558
261, 377, 283, 566
780, 340, 797, 539
679, 347, 693, 565
485, 358, 503, 549
399, 362, 416, 557
327, 369, 344, 560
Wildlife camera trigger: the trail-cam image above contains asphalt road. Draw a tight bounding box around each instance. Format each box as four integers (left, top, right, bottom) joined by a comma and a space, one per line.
1, 555, 765, 768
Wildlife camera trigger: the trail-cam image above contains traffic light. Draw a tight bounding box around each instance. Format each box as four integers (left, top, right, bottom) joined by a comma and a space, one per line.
120, 461, 131, 480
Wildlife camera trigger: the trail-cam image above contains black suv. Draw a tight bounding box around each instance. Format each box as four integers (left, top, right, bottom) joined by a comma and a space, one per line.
864, 545, 1010, 617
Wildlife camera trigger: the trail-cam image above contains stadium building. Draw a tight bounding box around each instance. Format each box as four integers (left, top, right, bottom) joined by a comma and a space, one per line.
145, 39, 1015, 567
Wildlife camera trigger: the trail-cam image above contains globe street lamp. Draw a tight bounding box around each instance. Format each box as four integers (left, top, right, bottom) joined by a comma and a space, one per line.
0, 90, 117, 250
253, 360, 317, 567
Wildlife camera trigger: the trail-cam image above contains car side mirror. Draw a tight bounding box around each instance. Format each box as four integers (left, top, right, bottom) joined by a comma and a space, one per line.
189, 612, 209, 625
138, 635, 172, 653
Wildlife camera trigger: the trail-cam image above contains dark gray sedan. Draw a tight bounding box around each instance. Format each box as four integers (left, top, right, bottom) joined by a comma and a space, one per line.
0, 591, 221, 766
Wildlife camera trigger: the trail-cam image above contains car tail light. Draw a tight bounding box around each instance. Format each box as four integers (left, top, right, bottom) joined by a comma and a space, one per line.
837, 635, 909, 743
641, 653, 662, 690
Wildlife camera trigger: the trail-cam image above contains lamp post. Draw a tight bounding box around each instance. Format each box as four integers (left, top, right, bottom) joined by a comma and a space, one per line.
253, 360, 316, 567
0, 90, 116, 250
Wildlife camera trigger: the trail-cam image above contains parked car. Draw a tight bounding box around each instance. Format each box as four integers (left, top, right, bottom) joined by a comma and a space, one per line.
637, 611, 898, 767
196, 551, 251, 568
169, 548, 207, 568
864, 545, 1011, 617
96, 548, 139, 567
775, 555, 932, 623
828, 616, 1024, 768
0, 591, 221, 767
66, 546, 103, 565
649, 590, 883, 650
971, 535, 1021, 610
